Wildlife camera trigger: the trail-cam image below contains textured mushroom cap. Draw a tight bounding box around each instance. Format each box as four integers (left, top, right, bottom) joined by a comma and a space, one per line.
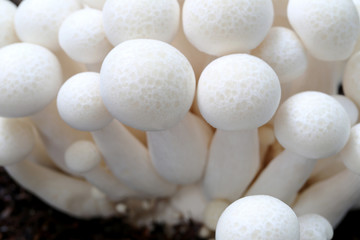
100, 39, 195, 131
182, 0, 274, 56
274, 91, 351, 159
15, 0, 82, 52
0, 43, 63, 118
57, 72, 113, 131
340, 124, 360, 175
59, 9, 113, 64
343, 52, 360, 110
103, 0, 180, 46
287, 0, 360, 61
0, 0, 18, 48
332, 95, 359, 126
197, 54, 281, 130
65, 141, 101, 173
298, 214, 333, 240
252, 27, 308, 83
82, 0, 105, 9
216, 195, 300, 240
0, 118, 35, 166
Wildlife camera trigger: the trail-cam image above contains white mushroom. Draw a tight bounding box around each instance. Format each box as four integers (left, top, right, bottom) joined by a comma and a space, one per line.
216, 195, 300, 240
203, 199, 230, 231
0, 0, 19, 48
198, 54, 281, 201
82, 0, 105, 9
298, 214, 333, 240
246, 91, 351, 204
344, 51, 360, 110
182, 0, 274, 56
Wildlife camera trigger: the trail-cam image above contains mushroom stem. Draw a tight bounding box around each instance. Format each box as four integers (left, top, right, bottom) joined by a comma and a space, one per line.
203, 128, 260, 201
147, 112, 213, 185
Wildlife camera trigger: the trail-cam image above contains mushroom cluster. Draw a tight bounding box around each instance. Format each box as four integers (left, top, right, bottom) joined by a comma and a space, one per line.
2, 0, 360, 239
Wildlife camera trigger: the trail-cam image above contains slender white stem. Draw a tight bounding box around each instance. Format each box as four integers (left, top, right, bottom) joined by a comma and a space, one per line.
203, 128, 260, 201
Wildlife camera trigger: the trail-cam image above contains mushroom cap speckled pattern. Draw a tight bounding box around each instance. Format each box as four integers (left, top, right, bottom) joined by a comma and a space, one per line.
298, 214, 333, 240
103, 0, 179, 46
100, 39, 195, 131
274, 91, 351, 159
182, 0, 274, 56
288, 0, 360, 61
0, 0, 18, 48
216, 195, 300, 240
57, 72, 113, 132
197, 54, 281, 130
0, 43, 63, 118
65, 141, 102, 173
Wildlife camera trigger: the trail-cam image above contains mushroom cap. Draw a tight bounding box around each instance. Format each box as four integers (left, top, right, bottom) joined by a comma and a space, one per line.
287, 0, 360, 61
103, 0, 180, 46
0, 118, 35, 166
59, 8, 113, 64
57, 72, 113, 131
298, 214, 333, 240
0, 43, 63, 118
182, 0, 274, 56
343, 51, 360, 110
274, 91, 351, 159
216, 195, 300, 240
65, 141, 101, 173
340, 124, 360, 175
332, 95, 359, 126
14, 0, 82, 52
252, 27, 308, 83
100, 39, 195, 131
197, 54, 281, 130
0, 0, 18, 48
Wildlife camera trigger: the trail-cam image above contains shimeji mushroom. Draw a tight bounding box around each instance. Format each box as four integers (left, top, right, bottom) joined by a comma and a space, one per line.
0, 0, 18, 48
203, 199, 230, 231
81, 0, 105, 9
246, 91, 351, 204
198, 54, 281, 201
0, 118, 116, 218
182, 0, 274, 56
14, 0, 82, 52
57, 72, 176, 197
216, 195, 300, 240
294, 123, 360, 227
344, 51, 360, 110
287, 0, 360, 61
100, 39, 212, 185
298, 214, 333, 240
102, 0, 180, 46
58, 8, 113, 64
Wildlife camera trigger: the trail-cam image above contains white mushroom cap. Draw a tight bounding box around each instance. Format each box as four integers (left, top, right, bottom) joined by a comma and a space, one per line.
14, 0, 82, 52
59, 9, 113, 64
103, 0, 180, 46
287, 0, 360, 61
343, 52, 360, 109
274, 91, 351, 159
197, 54, 281, 130
340, 124, 360, 175
0, 0, 18, 48
57, 72, 113, 131
0, 118, 35, 166
182, 0, 274, 56
216, 195, 300, 240
252, 27, 308, 83
332, 95, 359, 126
65, 141, 101, 173
0, 43, 63, 117
298, 214, 333, 240
82, 0, 105, 9
100, 39, 195, 131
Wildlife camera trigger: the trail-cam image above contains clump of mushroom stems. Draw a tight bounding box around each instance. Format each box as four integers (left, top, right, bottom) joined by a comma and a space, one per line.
2, 0, 360, 237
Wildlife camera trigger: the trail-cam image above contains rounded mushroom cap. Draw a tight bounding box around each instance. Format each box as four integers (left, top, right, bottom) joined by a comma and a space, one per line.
298, 214, 333, 240
57, 72, 113, 131
216, 195, 300, 240
59, 8, 113, 64
332, 95, 359, 126
340, 124, 360, 175
274, 91, 351, 159
103, 0, 180, 46
0, 0, 18, 48
252, 27, 308, 83
343, 51, 360, 110
197, 54, 281, 130
0, 43, 63, 118
65, 141, 101, 173
287, 0, 360, 61
14, 0, 82, 52
0, 118, 35, 166
182, 0, 274, 56
100, 39, 195, 131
